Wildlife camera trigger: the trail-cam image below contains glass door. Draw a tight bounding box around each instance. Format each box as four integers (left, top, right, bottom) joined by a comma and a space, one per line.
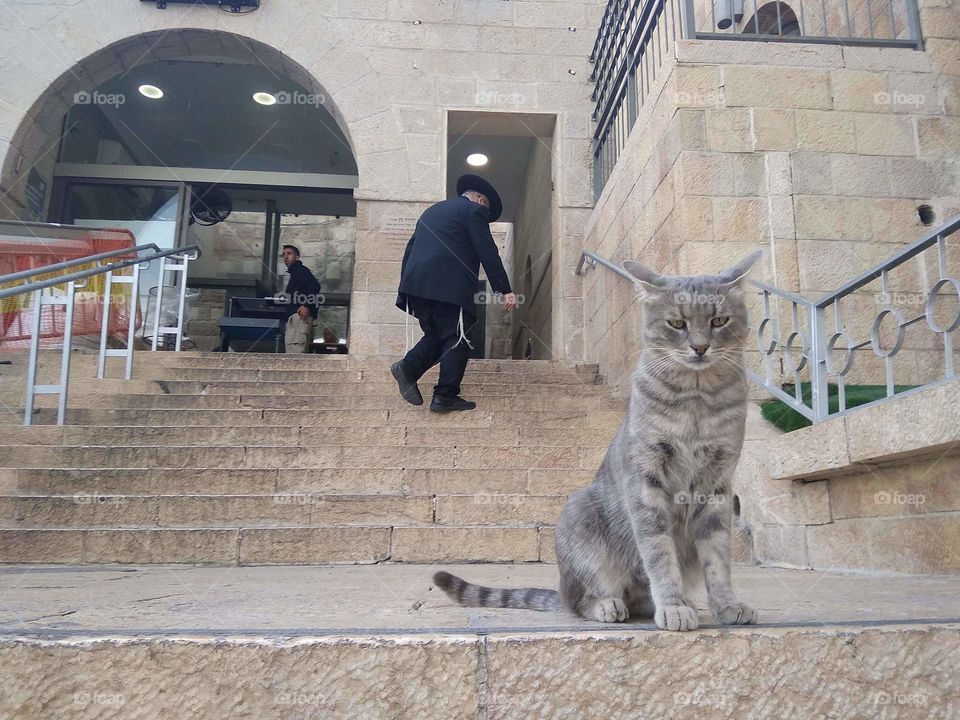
50, 179, 186, 313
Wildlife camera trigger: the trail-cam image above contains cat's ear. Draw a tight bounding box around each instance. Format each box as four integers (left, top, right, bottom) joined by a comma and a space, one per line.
623, 260, 664, 296
719, 249, 763, 287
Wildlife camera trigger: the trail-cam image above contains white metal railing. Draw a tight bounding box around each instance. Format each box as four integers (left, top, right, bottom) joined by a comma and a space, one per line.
0, 243, 200, 425
577, 212, 960, 422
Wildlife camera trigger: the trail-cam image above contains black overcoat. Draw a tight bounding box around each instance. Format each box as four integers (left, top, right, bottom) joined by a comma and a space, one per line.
396, 196, 512, 313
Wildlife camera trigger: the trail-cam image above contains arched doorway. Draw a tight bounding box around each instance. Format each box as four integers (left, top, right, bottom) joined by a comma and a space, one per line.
741, 2, 802, 35
1, 29, 359, 351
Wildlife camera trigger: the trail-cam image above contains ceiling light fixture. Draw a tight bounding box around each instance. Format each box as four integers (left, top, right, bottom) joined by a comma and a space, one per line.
253, 92, 277, 106
138, 84, 164, 99
467, 153, 488, 167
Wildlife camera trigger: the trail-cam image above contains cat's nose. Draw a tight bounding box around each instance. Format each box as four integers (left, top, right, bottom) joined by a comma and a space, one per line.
691, 343, 709, 357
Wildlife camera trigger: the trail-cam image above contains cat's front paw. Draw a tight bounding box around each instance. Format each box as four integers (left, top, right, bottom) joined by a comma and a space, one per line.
715, 602, 758, 625
590, 597, 629, 623
655, 604, 699, 631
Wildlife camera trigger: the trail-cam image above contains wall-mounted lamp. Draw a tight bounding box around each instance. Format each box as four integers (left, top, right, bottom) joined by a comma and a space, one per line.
716, 0, 744, 29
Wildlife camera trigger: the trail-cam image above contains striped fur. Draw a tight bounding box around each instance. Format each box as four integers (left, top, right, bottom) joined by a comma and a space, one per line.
433, 571, 560, 611
433, 252, 762, 631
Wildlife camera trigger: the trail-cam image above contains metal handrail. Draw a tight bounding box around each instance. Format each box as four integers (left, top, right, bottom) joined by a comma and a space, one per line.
6, 243, 202, 425
577, 249, 636, 283
576, 212, 960, 423
0, 245, 200, 301
814, 214, 960, 308
0, 243, 162, 286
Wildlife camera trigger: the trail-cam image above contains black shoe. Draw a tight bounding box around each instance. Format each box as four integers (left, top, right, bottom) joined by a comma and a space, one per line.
430, 395, 477, 412
391, 362, 423, 406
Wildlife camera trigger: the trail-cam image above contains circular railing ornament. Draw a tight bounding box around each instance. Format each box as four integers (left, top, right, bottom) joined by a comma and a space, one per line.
925, 278, 960, 335
826, 332, 855, 377
756, 317, 779, 355
870, 308, 906, 358
783, 330, 809, 373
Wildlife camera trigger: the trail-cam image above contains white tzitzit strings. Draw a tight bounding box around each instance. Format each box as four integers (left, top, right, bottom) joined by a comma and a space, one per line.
452, 306, 474, 351
404, 299, 473, 352
405, 299, 412, 353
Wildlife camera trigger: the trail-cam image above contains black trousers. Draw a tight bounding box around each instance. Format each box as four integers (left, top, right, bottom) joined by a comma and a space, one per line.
399, 297, 476, 398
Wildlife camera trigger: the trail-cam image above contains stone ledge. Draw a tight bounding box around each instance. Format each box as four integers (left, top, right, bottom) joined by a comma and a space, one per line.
676, 38, 845, 68
1, 563, 958, 719
2, 626, 958, 719
769, 379, 960, 481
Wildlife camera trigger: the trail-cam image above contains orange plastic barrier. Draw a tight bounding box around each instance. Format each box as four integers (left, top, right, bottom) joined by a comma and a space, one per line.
0, 227, 139, 350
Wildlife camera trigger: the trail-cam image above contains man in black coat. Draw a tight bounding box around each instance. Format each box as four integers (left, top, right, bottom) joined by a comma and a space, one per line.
392, 174, 516, 412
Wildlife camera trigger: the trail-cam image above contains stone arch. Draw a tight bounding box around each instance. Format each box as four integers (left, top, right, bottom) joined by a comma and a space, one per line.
0, 25, 409, 217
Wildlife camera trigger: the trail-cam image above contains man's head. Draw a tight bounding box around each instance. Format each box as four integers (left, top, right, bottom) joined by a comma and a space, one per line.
461, 190, 490, 211
455, 174, 502, 222
281, 245, 300, 268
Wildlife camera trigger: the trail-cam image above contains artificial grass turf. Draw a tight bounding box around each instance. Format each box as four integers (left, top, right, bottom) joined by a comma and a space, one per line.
760, 383, 918, 432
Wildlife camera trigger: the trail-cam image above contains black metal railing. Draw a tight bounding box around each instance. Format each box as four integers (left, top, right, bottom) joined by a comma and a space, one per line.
590, 0, 923, 200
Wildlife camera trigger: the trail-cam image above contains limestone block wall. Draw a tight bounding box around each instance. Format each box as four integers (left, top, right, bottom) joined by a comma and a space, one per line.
738, 380, 960, 573
583, 16, 960, 397
483, 225, 515, 359
513, 139, 555, 359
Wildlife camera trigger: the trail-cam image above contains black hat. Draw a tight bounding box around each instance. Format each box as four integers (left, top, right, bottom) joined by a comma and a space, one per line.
456, 173, 503, 223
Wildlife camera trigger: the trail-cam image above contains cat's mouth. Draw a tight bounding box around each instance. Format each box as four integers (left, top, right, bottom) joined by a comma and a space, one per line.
683, 353, 713, 369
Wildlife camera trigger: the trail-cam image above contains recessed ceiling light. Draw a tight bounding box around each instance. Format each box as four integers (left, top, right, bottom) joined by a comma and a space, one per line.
138, 84, 163, 99
467, 153, 488, 167
253, 92, 277, 106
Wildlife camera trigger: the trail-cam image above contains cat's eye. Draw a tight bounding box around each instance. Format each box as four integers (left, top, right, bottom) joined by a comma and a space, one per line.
667, 319, 686, 330
711, 316, 730, 328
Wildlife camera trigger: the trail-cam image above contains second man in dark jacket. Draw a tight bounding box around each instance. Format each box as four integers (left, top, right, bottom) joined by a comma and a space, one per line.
392, 174, 516, 412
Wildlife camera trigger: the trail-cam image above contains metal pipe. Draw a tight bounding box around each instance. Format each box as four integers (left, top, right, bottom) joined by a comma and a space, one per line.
0, 243, 160, 285
0, 245, 201, 301
577, 249, 636, 282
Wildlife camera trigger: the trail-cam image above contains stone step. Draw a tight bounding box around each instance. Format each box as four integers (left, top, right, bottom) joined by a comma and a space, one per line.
0, 524, 555, 563
0, 425, 618, 448
1, 467, 593, 496
0, 493, 567, 528
159, 353, 600, 375
27, 407, 624, 429
161, 367, 601, 385
1, 564, 957, 720
51, 393, 624, 411
0, 444, 603, 470
156, 380, 614, 397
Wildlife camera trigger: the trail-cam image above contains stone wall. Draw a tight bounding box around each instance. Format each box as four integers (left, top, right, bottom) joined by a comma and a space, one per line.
513, 139, 555, 359
739, 380, 960, 573
583, 23, 960, 396
483, 225, 515, 359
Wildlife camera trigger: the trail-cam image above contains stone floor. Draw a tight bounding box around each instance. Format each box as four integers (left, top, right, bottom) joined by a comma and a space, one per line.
2, 563, 958, 637
3, 564, 958, 719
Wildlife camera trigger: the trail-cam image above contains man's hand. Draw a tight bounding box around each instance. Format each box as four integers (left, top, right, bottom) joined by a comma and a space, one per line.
503, 292, 517, 312
297, 305, 311, 321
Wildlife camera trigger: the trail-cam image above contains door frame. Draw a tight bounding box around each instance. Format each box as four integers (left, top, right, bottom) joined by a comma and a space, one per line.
48, 175, 190, 248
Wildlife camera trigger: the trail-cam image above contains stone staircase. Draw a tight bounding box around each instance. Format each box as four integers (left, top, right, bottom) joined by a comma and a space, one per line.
3, 351, 959, 719
0, 352, 623, 565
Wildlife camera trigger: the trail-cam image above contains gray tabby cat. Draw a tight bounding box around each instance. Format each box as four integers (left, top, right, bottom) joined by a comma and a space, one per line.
434, 250, 762, 631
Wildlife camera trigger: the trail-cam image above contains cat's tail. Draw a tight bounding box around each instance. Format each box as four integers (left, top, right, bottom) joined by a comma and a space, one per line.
432, 571, 561, 612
